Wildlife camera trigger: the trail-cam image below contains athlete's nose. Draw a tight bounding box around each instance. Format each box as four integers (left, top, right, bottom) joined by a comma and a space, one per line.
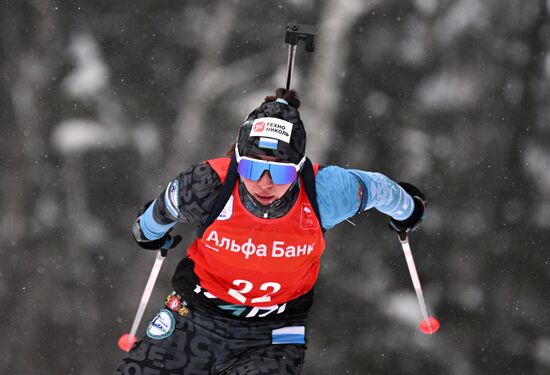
257, 171, 273, 187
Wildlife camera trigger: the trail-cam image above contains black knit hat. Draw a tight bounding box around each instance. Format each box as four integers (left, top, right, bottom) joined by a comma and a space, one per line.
237, 99, 306, 164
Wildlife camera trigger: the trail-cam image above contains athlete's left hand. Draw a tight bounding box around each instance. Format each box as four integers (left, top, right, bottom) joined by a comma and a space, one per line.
389, 182, 427, 233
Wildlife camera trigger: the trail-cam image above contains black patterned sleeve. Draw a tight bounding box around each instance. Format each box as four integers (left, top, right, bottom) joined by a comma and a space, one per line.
152, 162, 223, 227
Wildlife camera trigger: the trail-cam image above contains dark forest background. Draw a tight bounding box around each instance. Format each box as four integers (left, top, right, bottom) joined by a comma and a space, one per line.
2, 0, 550, 374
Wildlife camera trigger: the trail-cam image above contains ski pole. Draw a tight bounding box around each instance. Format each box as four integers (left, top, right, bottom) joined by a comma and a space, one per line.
397, 232, 440, 334
284, 23, 317, 90
118, 249, 167, 352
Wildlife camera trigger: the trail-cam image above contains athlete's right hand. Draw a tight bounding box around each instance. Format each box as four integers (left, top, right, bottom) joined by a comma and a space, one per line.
132, 200, 183, 252
134, 230, 183, 251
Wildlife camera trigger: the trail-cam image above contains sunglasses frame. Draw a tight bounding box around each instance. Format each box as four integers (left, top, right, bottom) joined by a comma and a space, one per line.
234, 145, 306, 184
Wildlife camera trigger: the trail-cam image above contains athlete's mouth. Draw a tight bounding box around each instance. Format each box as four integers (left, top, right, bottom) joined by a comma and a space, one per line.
254, 193, 275, 204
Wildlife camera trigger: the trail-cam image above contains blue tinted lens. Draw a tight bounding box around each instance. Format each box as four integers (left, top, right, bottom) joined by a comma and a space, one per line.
237, 158, 266, 181
237, 159, 297, 184
268, 164, 298, 184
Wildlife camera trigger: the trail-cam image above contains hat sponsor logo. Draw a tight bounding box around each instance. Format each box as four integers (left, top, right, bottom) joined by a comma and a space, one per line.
250, 117, 293, 144
253, 121, 266, 132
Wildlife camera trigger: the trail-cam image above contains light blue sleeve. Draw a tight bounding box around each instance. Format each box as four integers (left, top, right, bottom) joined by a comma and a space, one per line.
315, 166, 414, 230
139, 199, 177, 240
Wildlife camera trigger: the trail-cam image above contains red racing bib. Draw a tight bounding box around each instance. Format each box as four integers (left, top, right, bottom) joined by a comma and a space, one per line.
187, 158, 326, 307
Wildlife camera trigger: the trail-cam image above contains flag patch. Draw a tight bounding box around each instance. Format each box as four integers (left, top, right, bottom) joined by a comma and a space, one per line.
272, 326, 305, 344
258, 137, 278, 150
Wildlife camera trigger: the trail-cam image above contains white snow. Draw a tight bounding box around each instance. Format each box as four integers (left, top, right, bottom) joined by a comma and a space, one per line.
51, 119, 124, 154
382, 292, 424, 328
534, 337, 550, 365
416, 68, 480, 110
525, 145, 550, 194
365, 91, 390, 118
132, 123, 162, 160
434, 0, 489, 43
399, 129, 433, 178
413, 0, 438, 16
62, 33, 108, 100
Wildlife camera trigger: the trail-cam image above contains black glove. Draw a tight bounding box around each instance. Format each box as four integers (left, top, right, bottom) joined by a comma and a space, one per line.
389, 182, 427, 233
132, 200, 183, 253
134, 227, 183, 251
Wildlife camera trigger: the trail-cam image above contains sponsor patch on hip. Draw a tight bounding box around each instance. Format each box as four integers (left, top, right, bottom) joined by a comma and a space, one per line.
146, 309, 175, 340
272, 326, 305, 344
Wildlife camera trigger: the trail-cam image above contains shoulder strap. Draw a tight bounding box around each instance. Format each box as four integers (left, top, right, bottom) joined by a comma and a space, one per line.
196, 155, 239, 238
302, 158, 324, 232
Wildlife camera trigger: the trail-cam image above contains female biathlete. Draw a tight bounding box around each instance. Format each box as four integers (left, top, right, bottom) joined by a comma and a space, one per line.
113, 88, 426, 375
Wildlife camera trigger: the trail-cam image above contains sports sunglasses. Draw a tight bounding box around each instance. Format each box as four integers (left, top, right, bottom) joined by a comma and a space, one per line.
235, 145, 305, 184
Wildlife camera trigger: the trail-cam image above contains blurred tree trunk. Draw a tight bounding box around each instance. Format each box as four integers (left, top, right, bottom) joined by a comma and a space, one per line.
498, 0, 548, 225
0, 0, 63, 244
482, 0, 550, 364
304, 0, 383, 162
166, 1, 239, 174
0, 1, 67, 373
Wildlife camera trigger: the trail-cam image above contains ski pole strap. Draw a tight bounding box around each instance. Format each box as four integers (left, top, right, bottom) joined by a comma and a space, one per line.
196, 155, 239, 238
160, 237, 173, 257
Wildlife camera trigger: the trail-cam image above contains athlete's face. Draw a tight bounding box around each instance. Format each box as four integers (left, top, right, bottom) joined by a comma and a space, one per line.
240, 155, 294, 206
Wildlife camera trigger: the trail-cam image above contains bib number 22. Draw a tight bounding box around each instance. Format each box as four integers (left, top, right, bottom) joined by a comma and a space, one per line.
228, 279, 281, 304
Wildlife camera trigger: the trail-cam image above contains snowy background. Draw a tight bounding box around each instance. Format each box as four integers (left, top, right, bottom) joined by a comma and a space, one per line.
2, 0, 550, 374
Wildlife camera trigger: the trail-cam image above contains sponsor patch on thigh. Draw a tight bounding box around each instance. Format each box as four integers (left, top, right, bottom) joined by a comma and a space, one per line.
146, 309, 175, 340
